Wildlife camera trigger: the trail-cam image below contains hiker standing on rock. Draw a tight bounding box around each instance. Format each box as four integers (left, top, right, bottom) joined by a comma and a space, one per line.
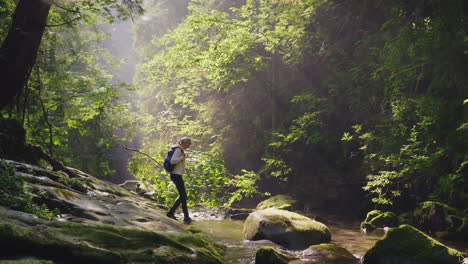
165, 136, 192, 224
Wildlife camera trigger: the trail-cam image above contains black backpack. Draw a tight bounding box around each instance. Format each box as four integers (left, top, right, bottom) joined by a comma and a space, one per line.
163, 147, 183, 172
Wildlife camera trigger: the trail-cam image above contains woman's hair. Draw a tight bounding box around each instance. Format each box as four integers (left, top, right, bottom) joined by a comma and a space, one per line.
179, 136, 191, 145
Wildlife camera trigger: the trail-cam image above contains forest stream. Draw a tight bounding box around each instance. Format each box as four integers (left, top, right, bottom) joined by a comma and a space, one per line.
192, 211, 468, 264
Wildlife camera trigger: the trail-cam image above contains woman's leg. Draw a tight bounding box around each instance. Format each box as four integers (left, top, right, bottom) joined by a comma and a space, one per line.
168, 174, 189, 219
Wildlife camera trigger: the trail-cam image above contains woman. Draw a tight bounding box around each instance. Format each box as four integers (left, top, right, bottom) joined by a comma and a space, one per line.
166, 136, 192, 224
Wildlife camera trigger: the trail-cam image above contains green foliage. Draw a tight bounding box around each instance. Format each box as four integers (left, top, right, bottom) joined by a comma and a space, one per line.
225, 169, 268, 207
0, 160, 59, 219
129, 149, 231, 207
131, 0, 468, 210
3, 0, 465, 211
1, 4, 137, 177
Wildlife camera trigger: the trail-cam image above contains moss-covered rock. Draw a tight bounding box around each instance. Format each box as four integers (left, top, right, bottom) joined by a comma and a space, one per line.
363, 225, 465, 264
0, 218, 224, 264
256, 195, 298, 211
255, 246, 295, 264
244, 209, 331, 249
361, 210, 399, 231
364, 210, 383, 223
370, 212, 399, 228
413, 201, 461, 232
301, 243, 359, 264
0, 159, 226, 264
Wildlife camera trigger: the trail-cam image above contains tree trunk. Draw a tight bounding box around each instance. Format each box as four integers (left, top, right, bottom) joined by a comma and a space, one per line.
0, 0, 51, 107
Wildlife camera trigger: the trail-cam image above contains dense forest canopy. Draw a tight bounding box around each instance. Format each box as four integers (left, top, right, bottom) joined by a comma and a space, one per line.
1, 0, 467, 215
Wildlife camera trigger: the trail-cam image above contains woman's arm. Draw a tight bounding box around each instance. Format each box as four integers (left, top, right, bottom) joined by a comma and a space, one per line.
170, 147, 185, 164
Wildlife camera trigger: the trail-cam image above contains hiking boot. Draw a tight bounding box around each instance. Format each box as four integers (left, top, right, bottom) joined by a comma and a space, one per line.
183, 217, 192, 224
166, 212, 177, 220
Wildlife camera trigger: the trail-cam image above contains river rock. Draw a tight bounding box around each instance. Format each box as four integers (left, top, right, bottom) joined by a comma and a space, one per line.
256, 195, 299, 211
301, 243, 360, 264
255, 246, 296, 264
364, 210, 384, 222
413, 201, 461, 232
244, 208, 331, 249
361, 210, 399, 232
362, 224, 465, 264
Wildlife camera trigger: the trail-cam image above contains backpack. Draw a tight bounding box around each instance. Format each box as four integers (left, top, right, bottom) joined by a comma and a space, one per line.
163, 147, 183, 172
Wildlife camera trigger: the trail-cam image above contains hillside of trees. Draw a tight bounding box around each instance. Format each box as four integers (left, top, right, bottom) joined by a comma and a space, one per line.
1, 0, 467, 217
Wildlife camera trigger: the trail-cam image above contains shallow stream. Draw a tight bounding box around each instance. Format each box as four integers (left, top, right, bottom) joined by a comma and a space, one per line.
192, 211, 468, 263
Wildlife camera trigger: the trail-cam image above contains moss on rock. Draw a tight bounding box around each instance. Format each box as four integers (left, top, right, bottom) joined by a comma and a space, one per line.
256, 195, 298, 211
364, 210, 383, 223
0, 219, 224, 264
370, 212, 399, 228
255, 246, 294, 264
413, 201, 462, 232
244, 209, 331, 250
363, 225, 465, 264
302, 243, 359, 264
362, 210, 399, 231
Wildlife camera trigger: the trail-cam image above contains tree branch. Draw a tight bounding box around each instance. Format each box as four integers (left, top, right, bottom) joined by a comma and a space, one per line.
52, 2, 80, 13
46, 16, 81, 27
115, 144, 164, 168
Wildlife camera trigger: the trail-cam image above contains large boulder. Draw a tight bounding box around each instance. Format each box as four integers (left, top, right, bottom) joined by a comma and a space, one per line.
301, 243, 360, 264
244, 209, 331, 249
256, 195, 299, 211
362, 225, 465, 264
413, 201, 462, 232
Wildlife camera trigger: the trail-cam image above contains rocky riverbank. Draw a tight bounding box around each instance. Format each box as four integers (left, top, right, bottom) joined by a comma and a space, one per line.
0, 159, 224, 263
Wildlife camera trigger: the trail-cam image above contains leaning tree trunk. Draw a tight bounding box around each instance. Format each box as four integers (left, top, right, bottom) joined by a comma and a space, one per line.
0, 0, 51, 107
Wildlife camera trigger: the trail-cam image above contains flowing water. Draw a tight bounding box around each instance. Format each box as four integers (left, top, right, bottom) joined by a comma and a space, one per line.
192, 211, 468, 264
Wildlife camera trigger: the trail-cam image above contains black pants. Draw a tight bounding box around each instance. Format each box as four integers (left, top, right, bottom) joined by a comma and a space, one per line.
168, 173, 189, 218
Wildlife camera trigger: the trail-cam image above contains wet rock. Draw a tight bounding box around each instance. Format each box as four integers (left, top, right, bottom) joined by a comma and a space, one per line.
301, 243, 360, 264
255, 246, 296, 264
0, 206, 225, 264
225, 208, 253, 220
256, 195, 299, 211
362, 225, 465, 264
244, 209, 331, 250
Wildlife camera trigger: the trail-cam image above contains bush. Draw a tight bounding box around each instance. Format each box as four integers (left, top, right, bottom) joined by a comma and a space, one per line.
0, 160, 59, 219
